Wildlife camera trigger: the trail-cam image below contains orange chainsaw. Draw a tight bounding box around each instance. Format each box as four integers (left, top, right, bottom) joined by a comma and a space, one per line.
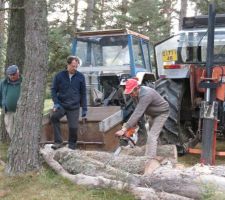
104, 126, 139, 167
114, 126, 139, 156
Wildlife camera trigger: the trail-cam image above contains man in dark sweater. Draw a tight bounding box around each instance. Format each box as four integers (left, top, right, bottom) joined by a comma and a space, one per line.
116, 78, 169, 158
51, 56, 87, 150
0, 65, 22, 139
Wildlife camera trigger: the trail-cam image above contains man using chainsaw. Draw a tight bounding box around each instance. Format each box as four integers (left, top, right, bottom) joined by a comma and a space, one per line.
115, 78, 169, 158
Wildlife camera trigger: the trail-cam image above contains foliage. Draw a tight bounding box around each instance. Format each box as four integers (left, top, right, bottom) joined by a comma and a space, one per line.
191, 0, 225, 14
43, 98, 53, 114
111, 0, 171, 43
48, 25, 71, 77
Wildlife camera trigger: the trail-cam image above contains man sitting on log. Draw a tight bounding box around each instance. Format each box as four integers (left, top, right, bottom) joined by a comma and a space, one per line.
115, 78, 169, 159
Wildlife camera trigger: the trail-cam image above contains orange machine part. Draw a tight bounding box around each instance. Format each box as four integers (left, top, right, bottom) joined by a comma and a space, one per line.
125, 127, 136, 138
195, 67, 205, 93
195, 66, 225, 101
211, 66, 225, 101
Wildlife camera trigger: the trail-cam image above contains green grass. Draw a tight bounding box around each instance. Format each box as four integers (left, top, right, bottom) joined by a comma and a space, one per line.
201, 183, 225, 200
0, 142, 8, 163
43, 99, 53, 114
0, 144, 135, 200
178, 141, 225, 167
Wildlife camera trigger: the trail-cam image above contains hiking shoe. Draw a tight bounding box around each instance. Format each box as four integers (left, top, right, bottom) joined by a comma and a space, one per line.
51, 143, 64, 150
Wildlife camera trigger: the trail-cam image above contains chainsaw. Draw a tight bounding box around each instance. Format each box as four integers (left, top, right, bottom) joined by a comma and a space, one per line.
117, 127, 138, 155
104, 126, 139, 167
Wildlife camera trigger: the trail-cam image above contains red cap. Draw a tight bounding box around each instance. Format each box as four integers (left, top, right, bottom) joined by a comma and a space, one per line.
124, 78, 139, 94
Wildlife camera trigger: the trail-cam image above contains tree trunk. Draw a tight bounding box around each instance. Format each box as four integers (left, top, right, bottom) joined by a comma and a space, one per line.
0, 110, 9, 143
84, 0, 95, 31
73, 0, 79, 32
6, 0, 48, 175
0, 0, 5, 71
0, 0, 8, 143
5, 0, 25, 72
179, 0, 188, 30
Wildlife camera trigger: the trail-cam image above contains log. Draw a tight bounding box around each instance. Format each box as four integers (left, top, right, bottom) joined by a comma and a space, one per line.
40, 145, 160, 200
40, 145, 225, 200
120, 144, 177, 161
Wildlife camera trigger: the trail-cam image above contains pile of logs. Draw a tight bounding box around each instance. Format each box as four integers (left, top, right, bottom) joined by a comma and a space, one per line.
40, 145, 225, 200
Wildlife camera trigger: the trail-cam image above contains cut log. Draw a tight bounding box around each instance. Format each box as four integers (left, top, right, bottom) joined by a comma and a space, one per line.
40, 145, 225, 200
120, 144, 177, 161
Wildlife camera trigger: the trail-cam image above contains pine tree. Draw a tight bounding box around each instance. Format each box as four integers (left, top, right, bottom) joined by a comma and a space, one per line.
6, 0, 48, 175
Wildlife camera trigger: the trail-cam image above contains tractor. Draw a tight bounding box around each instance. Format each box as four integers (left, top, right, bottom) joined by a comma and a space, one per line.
154, 5, 225, 160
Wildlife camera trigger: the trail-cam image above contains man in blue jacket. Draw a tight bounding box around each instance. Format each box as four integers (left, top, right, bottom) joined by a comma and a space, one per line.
51, 56, 87, 150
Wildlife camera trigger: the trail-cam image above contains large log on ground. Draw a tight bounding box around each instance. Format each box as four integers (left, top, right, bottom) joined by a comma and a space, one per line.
40, 145, 225, 200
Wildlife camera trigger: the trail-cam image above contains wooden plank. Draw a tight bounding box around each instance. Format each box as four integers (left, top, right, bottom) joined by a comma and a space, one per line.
99, 110, 123, 132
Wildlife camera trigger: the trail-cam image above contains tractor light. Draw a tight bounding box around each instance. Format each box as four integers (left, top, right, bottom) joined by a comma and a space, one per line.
163, 64, 181, 69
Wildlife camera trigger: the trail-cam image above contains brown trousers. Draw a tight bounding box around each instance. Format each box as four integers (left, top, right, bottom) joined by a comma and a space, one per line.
145, 111, 169, 158
4, 112, 15, 139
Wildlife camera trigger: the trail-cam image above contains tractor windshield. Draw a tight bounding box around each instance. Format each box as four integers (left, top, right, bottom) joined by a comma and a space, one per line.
75, 35, 130, 67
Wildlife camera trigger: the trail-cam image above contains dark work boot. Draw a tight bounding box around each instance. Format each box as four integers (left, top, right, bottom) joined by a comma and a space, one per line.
68, 128, 78, 150
68, 143, 77, 150
51, 143, 64, 150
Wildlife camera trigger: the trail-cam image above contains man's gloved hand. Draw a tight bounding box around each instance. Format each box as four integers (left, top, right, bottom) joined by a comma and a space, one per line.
81, 110, 87, 118
53, 104, 61, 112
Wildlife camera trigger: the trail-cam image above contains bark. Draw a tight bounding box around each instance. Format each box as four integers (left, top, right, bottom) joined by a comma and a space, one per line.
5, 0, 25, 71
0, 0, 5, 70
179, 0, 188, 30
84, 0, 95, 30
6, 0, 48, 175
73, 0, 78, 32
0, 0, 8, 143
0, 110, 9, 143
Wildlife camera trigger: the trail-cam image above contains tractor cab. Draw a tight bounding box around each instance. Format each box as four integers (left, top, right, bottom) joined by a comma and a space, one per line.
72, 29, 153, 76
71, 29, 155, 106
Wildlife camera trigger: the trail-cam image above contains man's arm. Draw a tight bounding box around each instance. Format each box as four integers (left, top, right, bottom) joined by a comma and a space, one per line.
80, 75, 87, 117
51, 75, 60, 107
125, 95, 151, 129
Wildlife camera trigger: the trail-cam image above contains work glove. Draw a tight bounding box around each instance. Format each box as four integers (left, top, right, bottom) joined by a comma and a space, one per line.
81, 110, 87, 118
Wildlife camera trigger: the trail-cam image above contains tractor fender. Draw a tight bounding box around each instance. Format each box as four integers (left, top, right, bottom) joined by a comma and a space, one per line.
136, 71, 156, 85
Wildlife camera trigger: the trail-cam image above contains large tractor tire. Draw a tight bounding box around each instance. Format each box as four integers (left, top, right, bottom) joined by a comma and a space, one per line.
155, 78, 197, 154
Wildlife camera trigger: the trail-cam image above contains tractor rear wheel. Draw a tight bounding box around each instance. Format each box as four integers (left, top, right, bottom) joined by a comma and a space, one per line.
155, 78, 197, 154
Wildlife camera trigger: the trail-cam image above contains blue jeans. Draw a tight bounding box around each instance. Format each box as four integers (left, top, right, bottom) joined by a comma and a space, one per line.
51, 107, 80, 147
